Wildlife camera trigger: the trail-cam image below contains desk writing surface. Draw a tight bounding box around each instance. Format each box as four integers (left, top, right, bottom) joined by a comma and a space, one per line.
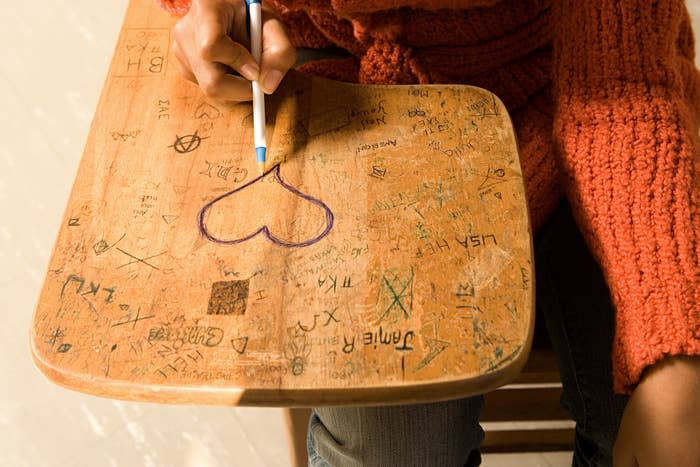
30, 0, 534, 406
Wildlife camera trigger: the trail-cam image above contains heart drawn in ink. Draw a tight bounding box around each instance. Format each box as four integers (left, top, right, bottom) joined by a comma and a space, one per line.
198, 164, 334, 248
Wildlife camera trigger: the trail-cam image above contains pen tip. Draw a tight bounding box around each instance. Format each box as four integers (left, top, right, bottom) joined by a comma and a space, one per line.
258, 161, 265, 175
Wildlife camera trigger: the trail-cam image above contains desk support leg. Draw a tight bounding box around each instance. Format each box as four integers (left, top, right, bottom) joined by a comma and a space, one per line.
283, 408, 312, 467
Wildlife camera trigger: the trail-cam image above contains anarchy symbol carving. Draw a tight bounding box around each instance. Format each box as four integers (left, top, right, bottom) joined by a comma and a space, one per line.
169, 130, 209, 154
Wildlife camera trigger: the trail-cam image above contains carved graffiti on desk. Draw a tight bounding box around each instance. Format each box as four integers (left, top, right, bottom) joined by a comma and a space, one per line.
169, 131, 208, 154
148, 325, 224, 348
111, 306, 155, 329
111, 130, 141, 142
115, 247, 167, 270
376, 268, 414, 323
194, 101, 222, 120
60, 273, 116, 304
285, 326, 312, 376
115, 29, 169, 77
414, 321, 450, 373
231, 336, 249, 355
161, 214, 179, 225
35, 53, 532, 400
467, 95, 500, 119
199, 160, 247, 182
93, 234, 126, 256
157, 99, 170, 120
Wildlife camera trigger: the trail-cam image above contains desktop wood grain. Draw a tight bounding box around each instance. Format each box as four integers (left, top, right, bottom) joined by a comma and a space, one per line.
30, 0, 534, 406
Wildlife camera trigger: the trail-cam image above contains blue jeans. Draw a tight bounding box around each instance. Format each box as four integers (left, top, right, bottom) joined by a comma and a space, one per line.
307, 200, 629, 466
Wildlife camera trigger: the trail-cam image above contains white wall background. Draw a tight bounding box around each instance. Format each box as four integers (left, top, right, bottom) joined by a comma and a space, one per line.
0, 2, 288, 466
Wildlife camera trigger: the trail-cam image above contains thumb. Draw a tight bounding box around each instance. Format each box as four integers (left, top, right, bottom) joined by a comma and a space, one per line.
259, 11, 296, 94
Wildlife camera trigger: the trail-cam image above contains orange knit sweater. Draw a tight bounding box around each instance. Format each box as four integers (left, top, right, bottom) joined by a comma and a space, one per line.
159, 0, 700, 394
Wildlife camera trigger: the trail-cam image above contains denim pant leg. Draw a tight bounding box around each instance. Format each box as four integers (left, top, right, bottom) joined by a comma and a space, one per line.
307, 396, 484, 467
535, 200, 629, 467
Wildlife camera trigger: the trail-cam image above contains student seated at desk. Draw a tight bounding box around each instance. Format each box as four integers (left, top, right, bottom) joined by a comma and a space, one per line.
158, 0, 700, 465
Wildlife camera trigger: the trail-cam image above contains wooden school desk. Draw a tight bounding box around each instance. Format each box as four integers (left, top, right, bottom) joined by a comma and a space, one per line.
31, 0, 533, 416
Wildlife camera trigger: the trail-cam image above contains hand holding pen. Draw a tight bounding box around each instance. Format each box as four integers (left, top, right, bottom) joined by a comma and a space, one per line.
171, 0, 295, 108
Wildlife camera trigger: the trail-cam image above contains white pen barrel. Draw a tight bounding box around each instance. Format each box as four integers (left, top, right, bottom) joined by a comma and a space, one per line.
249, 2, 262, 61
249, 2, 266, 150
252, 82, 266, 148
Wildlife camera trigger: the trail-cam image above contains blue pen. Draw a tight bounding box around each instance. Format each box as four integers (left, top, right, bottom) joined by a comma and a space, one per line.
247, 0, 266, 174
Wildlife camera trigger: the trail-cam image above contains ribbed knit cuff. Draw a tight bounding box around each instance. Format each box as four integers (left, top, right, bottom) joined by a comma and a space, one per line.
554, 90, 700, 394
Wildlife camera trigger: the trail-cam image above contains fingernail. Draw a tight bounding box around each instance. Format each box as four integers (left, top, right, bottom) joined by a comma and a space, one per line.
240, 62, 259, 81
263, 70, 283, 93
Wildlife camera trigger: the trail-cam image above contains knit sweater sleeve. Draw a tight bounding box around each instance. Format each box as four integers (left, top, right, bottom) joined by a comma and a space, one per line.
154, 0, 333, 48
156, 0, 190, 16
552, 0, 700, 393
